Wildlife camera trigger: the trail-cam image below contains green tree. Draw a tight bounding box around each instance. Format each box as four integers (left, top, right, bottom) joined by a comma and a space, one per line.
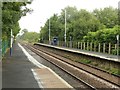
83, 25, 120, 44
20, 32, 40, 43
40, 6, 118, 43
93, 7, 118, 28
2, 2, 32, 40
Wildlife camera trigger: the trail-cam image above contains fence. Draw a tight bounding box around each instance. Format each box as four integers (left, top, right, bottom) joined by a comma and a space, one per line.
2, 39, 10, 57
43, 40, 120, 55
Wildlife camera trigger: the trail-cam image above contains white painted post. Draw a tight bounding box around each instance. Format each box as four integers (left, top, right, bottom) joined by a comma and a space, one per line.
90, 42, 92, 51
87, 42, 89, 50
103, 43, 105, 53
114, 44, 117, 55
98, 43, 101, 52
58, 41, 59, 46
81, 42, 82, 49
108, 43, 111, 54
10, 29, 13, 56
84, 42, 85, 50
78, 42, 80, 49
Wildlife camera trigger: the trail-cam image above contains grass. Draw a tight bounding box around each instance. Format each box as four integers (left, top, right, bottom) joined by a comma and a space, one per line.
109, 68, 120, 76
75, 59, 92, 64
75, 59, 120, 76
91, 62, 98, 66
97, 65, 120, 76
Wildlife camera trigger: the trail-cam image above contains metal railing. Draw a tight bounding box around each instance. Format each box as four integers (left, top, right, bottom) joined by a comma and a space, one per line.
2, 40, 10, 57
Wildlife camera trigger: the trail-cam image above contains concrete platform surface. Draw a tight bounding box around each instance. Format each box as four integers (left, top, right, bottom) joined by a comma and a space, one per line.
2, 43, 39, 88
2, 42, 73, 89
32, 68, 73, 88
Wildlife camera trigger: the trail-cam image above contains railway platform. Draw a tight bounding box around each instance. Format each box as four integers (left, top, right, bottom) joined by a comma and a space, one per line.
36, 43, 120, 62
2, 42, 73, 89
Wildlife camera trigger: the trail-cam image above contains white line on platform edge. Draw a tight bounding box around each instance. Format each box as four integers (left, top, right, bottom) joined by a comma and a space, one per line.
48, 68, 74, 89
18, 43, 73, 89
18, 43, 47, 68
31, 69, 43, 88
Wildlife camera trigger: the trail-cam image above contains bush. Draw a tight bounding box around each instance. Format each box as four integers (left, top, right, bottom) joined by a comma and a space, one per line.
111, 48, 120, 55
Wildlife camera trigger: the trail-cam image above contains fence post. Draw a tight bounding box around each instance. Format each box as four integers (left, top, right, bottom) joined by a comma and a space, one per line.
81, 42, 83, 49
84, 42, 85, 50
90, 42, 92, 51
87, 42, 89, 50
103, 43, 106, 53
98, 43, 101, 52
108, 43, 111, 54
115, 44, 117, 55
78, 42, 80, 49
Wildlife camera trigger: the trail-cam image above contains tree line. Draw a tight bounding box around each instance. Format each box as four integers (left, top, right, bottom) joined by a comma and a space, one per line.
18, 29, 40, 43
2, 1, 32, 41
40, 6, 120, 44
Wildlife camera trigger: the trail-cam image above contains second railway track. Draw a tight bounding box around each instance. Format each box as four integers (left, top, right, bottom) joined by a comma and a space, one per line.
23, 43, 120, 90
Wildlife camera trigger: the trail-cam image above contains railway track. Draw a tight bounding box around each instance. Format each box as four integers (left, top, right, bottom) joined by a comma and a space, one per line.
23, 43, 120, 90
34, 44, 120, 86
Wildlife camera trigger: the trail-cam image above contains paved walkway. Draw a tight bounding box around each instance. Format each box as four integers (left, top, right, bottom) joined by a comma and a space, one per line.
2, 43, 39, 88
2, 43, 73, 89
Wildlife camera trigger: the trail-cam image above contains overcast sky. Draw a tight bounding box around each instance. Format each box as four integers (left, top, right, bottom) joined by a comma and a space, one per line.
18, 0, 120, 33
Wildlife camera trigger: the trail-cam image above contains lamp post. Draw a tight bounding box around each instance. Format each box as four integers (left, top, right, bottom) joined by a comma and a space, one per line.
10, 29, 13, 56
64, 9, 67, 46
116, 35, 119, 60
48, 19, 51, 44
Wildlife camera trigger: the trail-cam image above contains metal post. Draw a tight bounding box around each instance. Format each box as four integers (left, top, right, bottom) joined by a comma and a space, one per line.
64, 10, 67, 46
49, 19, 51, 44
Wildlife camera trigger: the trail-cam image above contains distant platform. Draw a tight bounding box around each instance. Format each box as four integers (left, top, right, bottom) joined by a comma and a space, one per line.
36, 43, 120, 63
